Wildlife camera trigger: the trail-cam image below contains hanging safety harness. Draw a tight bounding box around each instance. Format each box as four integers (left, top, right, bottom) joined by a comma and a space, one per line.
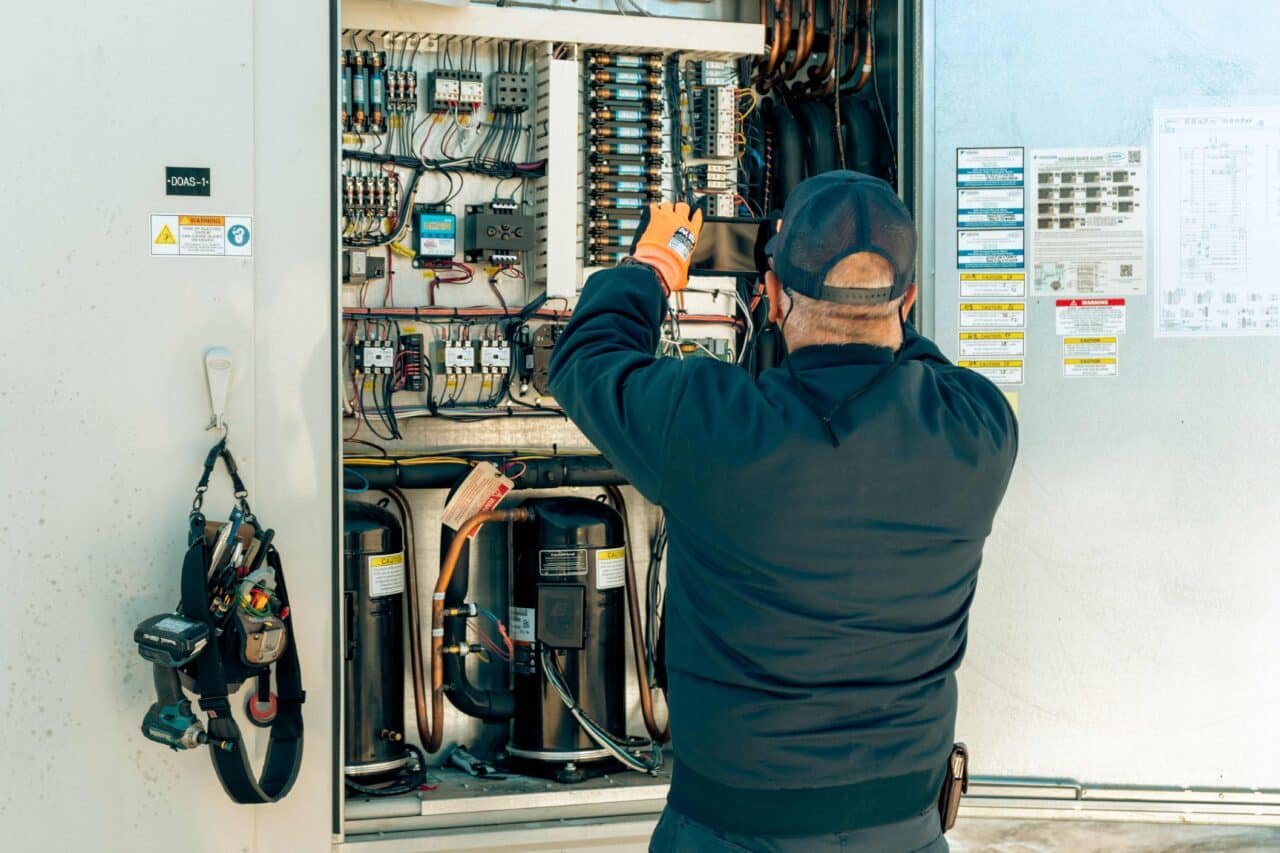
133, 437, 305, 804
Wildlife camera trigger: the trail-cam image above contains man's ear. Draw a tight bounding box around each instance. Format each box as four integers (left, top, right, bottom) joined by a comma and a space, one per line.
765, 271, 786, 324
902, 283, 918, 318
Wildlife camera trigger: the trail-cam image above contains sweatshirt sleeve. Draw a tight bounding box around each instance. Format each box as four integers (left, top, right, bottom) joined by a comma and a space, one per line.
547, 264, 690, 504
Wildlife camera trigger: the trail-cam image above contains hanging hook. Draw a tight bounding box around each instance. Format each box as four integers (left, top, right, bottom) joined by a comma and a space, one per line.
204, 347, 233, 434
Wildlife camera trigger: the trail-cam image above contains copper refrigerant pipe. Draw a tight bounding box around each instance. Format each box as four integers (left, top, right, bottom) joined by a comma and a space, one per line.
429, 508, 531, 752
383, 488, 442, 755
757, 0, 792, 87
779, 0, 816, 81
839, 0, 869, 85
605, 486, 670, 743
804, 0, 842, 95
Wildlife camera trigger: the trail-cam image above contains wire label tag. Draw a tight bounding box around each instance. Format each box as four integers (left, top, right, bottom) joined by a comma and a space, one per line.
441, 461, 513, 534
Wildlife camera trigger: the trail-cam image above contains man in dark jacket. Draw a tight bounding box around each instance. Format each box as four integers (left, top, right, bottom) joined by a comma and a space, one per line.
548, 172, 1017, 852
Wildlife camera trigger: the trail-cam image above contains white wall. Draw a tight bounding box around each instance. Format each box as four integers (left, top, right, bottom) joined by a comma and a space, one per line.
0, 2, 333, 850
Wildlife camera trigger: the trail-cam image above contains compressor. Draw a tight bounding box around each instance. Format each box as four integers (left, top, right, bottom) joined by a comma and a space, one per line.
343, 500, 426, 793
507, 497, 630, 779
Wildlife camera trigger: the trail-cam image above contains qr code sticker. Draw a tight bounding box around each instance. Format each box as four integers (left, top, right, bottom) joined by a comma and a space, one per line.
1120, 264, 1133, 277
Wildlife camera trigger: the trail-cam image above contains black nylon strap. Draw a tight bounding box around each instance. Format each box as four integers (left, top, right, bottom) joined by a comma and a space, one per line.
179, 535, 305, 804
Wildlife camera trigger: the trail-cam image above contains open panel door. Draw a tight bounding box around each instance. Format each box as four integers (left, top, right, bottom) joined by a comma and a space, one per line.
922, 0, 1280, 825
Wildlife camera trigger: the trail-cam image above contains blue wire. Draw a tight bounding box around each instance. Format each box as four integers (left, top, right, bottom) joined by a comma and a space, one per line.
343, 467, 370, 493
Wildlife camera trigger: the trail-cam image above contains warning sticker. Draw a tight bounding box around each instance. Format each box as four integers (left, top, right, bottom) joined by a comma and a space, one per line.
960, 302, 1026, 329
1063, 336, 1118, 358
150, 213, 253, 257
596, 547, 626, 591
961, 272, 1026, 299
959, 359, 1024, 385
959, 331, 1025, 357
1055, 298, 1126, 335
440, 461, 513, 533
368, 552, 406, 598
509, 606, 535, 644
1064, 357, 1118, 378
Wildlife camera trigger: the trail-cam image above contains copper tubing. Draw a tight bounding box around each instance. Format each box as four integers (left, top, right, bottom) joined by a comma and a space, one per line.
604, 486, 669, 743
428, 508, 530, 752
383, 488, 441, 755
839, 0, 869, 84
803, 0, 842, 96
779, 0, 816, 81
756, 0, 792, 88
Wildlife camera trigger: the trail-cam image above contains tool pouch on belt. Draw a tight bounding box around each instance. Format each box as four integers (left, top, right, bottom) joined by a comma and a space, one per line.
133, 436, 305, 805
938, 743, 969, 833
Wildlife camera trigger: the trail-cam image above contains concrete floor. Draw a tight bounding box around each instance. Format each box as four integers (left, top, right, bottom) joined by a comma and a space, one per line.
947, 819, 1280, 852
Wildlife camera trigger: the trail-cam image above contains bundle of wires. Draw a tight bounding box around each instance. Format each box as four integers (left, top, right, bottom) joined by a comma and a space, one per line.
541, 645, 663, 774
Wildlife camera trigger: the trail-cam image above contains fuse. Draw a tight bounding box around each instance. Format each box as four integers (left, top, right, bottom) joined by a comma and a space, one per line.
588, 53, 662, 70
590, 217, 641, 233
590, 234, 632, 247
591, 162, 661, 178
591, 86, 662, 103
594, 124, 662, 141
590, 108, 660, 124
352, 52, 368, 132
369, 51, 386, 132
591, 141, 661, 157
341, 51, 353, 131
591, 69, 662, 86
590, 179, 653, 194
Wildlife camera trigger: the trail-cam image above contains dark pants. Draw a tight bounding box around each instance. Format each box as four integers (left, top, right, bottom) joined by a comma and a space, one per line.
649, 805, 947, 853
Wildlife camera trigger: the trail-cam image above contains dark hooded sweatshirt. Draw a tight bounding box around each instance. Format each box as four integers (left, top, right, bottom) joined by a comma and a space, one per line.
548, 265, 1017, 836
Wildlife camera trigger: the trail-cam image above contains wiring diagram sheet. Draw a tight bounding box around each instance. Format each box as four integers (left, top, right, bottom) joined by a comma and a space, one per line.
1029, 148, 1147, 297
1154, 106, 1280, 336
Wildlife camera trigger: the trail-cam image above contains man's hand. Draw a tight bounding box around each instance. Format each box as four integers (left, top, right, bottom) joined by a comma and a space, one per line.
627, 202, 704, 293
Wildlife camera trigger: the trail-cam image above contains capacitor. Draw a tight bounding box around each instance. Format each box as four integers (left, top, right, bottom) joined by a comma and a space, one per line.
341, 51, 353, 131
589, 107, 660, 124
591, 86, 662, 103
588, 53, 662, 70
591, 163, 662, 178
591, 69, 662, 86
593, 124, 662, 141
591, 141, 661, 157
352, 51, 369, 132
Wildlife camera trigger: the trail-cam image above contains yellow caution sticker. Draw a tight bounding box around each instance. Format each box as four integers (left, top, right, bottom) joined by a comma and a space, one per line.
154, 224, 176, 245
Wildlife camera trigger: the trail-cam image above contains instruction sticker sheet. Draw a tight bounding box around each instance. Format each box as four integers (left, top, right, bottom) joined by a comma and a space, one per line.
1029, 148, 1147, 296
1154, 106, 1280, 336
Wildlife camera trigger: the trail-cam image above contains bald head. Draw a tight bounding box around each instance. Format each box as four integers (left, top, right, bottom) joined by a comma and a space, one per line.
765, 252, 918, 351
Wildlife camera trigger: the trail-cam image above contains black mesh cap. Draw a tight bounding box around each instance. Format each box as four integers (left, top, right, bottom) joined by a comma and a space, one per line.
764, 170, 917, 305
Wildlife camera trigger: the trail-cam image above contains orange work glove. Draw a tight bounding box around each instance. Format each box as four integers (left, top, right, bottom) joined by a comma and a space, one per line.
626, 202, 704, 293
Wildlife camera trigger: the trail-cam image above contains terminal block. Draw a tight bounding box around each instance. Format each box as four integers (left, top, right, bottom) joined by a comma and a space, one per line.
490, 71, 534, 113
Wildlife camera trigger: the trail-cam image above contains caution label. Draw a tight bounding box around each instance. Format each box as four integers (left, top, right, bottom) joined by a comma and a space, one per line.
960, 302, 1026, 329
960, 272, 1025, 299
367, 552, 405, 598
959, 359, 1024, 385
1055, 298, 1125, 335
596, 547, 626, 591
509, 606, 535, 644
150, 213, 253, 257
1064, 357, 1118, 378
959, 331, 1025, 357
